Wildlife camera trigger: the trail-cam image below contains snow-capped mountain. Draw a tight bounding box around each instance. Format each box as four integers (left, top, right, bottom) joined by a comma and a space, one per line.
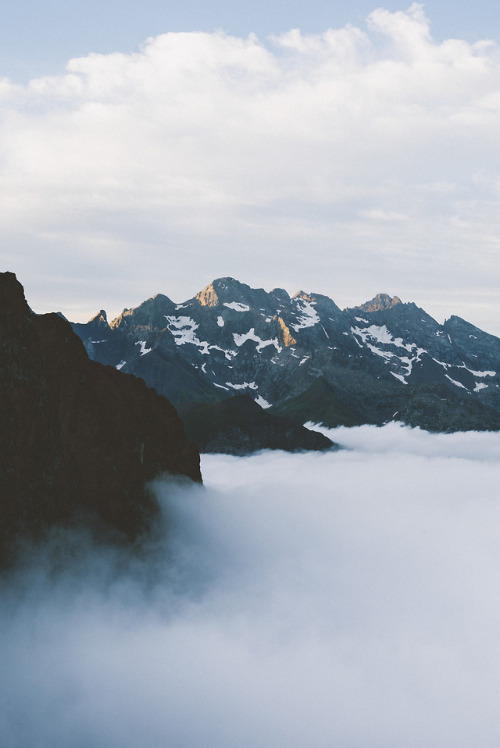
71, 277, 500, 435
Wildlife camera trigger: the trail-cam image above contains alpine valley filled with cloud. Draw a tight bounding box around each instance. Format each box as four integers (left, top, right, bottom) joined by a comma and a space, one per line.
2, 1, 500, 746
2, 426, 500, 747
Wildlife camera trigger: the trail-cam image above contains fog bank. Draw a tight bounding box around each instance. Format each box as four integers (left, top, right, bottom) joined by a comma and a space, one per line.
2, 424, 500, 747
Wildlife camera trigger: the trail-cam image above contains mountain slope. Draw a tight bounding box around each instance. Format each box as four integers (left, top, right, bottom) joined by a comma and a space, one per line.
179, 395, 334, 454
71, 277, 500, 439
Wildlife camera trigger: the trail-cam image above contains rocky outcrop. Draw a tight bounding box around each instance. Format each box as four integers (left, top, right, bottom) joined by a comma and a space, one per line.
277, 317, 297, 346
349, 293, 402, 312
0, 272, 201, 559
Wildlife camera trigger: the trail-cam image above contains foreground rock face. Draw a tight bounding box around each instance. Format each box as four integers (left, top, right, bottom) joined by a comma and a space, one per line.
0, 272, 201, 555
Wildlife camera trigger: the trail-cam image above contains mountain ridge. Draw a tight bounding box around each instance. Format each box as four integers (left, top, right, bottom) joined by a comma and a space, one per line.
0, 271, 202, 560
70, 276, 500, 443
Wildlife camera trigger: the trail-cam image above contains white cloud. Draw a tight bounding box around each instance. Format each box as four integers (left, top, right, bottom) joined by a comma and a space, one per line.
2, 426, 500, 746
1, 6, 500, 332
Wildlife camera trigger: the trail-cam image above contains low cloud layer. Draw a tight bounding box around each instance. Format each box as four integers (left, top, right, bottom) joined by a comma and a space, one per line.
2, 423, 500, 747
1, 5, 499, 332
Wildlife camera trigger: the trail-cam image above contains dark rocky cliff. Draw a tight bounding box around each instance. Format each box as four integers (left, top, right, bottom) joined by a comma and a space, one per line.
0, 272, 201, 558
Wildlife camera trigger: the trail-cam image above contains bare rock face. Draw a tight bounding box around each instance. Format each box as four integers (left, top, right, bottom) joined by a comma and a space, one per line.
349, 293, 402, 313
0, 272, 201, 557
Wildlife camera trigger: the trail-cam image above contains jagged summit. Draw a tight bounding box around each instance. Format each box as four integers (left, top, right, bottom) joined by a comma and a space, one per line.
294, 290, 342, 313
270, 288, 290, 302
194, 277, 255, 306
350, 293, 402, 313
89, 309, 108, 327
110, 293, 175, 330
0, 271, 28, 315
69, 276, 500, 439
195, 277, 270, 309
195, 277, 247, 307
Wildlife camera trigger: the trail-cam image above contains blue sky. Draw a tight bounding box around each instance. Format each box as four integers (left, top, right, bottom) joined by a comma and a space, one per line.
3, 0, 500, 82
1, 3, 499, 333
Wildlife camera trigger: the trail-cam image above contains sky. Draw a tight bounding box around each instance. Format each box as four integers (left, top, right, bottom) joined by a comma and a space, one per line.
0, 2, 499, 334
2, 425, 500, 746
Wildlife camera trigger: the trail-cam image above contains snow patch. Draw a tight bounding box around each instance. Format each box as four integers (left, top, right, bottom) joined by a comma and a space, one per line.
233, 328, 281, 352
225, 381, 258, 391
207, 344, 237, 360
432, 358, 450, 370
135, 340, 152, 356
115, 360, 126, 371
474, 382, 488, 392
291, 299, 320, 331
165, 315, 210, 354
391, 372, 408, 384
217, 316, 224, 327
254, 395, 272, 409
352, 325, 427, 378
445, 375, 468, 390
224, 302, 250, 312
352, 324, 414, 351
364, 343, 393, 361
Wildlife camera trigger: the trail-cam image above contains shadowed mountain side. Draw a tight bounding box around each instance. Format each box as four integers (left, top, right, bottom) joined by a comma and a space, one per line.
178, 395, 336, 455
0, 272, 201, 560
271, 376, 500, 432
269, 377, 368, 428
132, 349, 225, 405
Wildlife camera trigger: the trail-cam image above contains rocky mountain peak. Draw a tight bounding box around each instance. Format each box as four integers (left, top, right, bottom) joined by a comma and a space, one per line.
351, 293, 402, 313
110, 293, 174, 331
195, 277, 254, 308
270, 288, 290, 304
293, 290, 311, 301
89, 309, 108, 327
0, 271, 29, 319
195, 281, 221, 307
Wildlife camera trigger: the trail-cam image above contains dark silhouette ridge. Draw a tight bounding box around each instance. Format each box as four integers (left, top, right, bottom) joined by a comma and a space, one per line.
0, 272, 201, 560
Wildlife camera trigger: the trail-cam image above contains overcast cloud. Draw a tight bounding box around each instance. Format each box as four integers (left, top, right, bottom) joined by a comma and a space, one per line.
2, 424, 500, 747
1, 4, 499, 332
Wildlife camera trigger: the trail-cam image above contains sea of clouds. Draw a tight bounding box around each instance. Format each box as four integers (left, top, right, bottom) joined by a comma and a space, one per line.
2, 422, 500, 747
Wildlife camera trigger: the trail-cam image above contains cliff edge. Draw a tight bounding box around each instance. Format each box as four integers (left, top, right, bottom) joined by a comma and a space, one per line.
0, 272, 201, 558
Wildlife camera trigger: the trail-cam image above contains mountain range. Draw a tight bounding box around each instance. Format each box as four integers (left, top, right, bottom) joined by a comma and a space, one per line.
70, 277, 500, 445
